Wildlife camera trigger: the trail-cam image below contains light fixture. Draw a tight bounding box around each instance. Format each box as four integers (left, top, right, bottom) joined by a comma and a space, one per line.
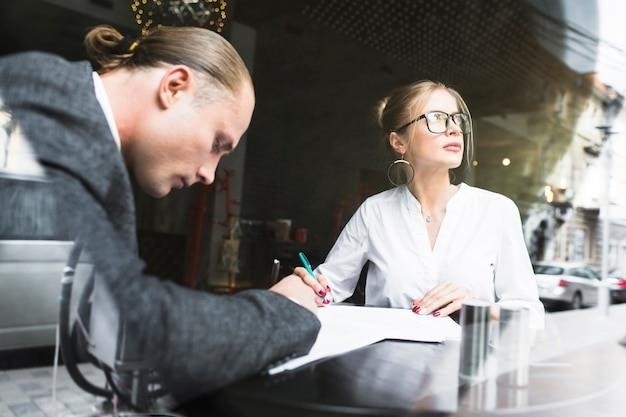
131, 0, 231, 35
502, 157, 511, 166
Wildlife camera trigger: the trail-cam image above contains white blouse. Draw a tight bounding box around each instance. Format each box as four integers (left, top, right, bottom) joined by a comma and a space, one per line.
317, 183, 545, 329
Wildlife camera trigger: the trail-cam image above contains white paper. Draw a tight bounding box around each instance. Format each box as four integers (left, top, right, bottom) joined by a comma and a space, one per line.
268, 304, 461, 374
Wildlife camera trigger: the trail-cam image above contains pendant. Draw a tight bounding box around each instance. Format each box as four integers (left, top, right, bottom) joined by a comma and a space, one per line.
424, 214, 432, 223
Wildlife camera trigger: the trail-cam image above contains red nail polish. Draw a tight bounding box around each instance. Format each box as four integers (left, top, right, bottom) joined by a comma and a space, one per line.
318, 290, 326, 297
412, 306, 420, 313
433, 311, 440, 317
326, 285, 331, 292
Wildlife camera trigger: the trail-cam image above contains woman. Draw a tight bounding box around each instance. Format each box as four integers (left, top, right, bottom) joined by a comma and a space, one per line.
295, 80, 544, 329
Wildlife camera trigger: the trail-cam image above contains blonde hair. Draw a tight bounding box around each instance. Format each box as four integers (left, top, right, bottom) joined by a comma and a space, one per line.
84, 25, 252, 100
374, 80, 474, 182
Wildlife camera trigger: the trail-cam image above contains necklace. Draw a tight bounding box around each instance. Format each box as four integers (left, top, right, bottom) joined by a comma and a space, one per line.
423, 209, 445, 223
417, 184, 456, 225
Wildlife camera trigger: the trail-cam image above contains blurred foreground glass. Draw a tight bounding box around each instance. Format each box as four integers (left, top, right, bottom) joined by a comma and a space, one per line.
458, 299, 491, 382
496, 306, 531, 388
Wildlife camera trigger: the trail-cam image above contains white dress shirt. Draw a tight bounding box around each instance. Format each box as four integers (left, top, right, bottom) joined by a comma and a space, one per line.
317, 183, 545, 329
92, 72, 121, 149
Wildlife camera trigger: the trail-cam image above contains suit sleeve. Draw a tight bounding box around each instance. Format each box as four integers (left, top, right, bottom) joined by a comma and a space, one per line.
50, 167, 321, 401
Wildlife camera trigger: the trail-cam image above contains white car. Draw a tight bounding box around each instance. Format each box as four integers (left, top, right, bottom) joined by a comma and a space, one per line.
0, 240, 91, 352
533, 262, 601, 309
607, 269, 626, 303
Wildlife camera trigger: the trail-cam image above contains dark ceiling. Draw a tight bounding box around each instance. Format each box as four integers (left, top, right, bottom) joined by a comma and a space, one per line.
0, 0, 592, 121
233, 0, 588, 116
0, 0, 594, 127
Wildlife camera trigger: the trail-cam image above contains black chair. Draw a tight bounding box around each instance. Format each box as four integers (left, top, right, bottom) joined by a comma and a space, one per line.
344, 261, 369, 306
59, 241, 168, 412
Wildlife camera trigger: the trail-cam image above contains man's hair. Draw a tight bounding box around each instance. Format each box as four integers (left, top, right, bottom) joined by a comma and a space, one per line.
84, 25, 252, 99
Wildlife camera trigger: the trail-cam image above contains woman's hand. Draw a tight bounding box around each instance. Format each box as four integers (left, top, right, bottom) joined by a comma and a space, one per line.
269, 274, 322, 313
292, 267, 332, 306
411, 282, 470, 317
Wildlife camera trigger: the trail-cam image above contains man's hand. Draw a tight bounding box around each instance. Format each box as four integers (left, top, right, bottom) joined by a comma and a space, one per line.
270, 274, 322, 313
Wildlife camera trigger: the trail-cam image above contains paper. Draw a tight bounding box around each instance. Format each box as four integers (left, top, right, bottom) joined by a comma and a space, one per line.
268, 304, 461, 374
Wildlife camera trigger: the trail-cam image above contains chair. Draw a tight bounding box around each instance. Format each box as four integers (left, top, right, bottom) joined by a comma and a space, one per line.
59, 241, 168, 412
343, 261, 368, 306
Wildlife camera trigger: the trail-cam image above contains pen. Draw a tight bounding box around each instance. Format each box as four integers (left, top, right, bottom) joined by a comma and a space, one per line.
297, 252, 316, 279
297, 252, 331, 303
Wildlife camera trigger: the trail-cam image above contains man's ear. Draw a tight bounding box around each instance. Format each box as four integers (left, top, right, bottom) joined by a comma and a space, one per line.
158, 65, 192, 109
389, 131, 407, 155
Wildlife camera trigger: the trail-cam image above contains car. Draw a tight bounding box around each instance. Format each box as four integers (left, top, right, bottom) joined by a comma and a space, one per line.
0, 240, 91, 352
533, 262, 602, 309
607, 269, 626, 303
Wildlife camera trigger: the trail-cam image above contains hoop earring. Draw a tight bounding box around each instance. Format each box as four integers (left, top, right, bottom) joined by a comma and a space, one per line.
387, 154, 415, 187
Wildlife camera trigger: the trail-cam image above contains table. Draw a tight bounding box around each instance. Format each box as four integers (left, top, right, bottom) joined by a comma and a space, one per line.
180, 304, 626, 417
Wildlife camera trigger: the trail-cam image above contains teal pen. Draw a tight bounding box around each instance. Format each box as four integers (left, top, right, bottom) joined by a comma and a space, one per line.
297, 252, 317, 280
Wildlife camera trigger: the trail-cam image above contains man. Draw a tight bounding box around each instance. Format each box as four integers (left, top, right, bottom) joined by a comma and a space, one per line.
0, 24, 322, 403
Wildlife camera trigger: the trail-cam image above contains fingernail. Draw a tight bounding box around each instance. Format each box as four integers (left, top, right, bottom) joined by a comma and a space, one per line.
433, 311, 440, 317
326, 285, 331, 292
318, 289, 326, 297
323, 298, 330, 304
412, 306, 420, 313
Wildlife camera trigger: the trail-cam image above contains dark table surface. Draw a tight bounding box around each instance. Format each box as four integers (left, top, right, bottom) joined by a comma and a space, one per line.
180, 304, 626, 417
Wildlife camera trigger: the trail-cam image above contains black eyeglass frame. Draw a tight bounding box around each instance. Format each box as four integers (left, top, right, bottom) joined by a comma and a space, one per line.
391, 111, 470, 134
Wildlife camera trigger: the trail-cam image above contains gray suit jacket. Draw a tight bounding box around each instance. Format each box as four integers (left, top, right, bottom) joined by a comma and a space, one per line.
0, 52, 320, 401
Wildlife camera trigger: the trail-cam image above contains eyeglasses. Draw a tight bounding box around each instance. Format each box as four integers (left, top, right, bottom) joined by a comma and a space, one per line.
393, 111, 470, 134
